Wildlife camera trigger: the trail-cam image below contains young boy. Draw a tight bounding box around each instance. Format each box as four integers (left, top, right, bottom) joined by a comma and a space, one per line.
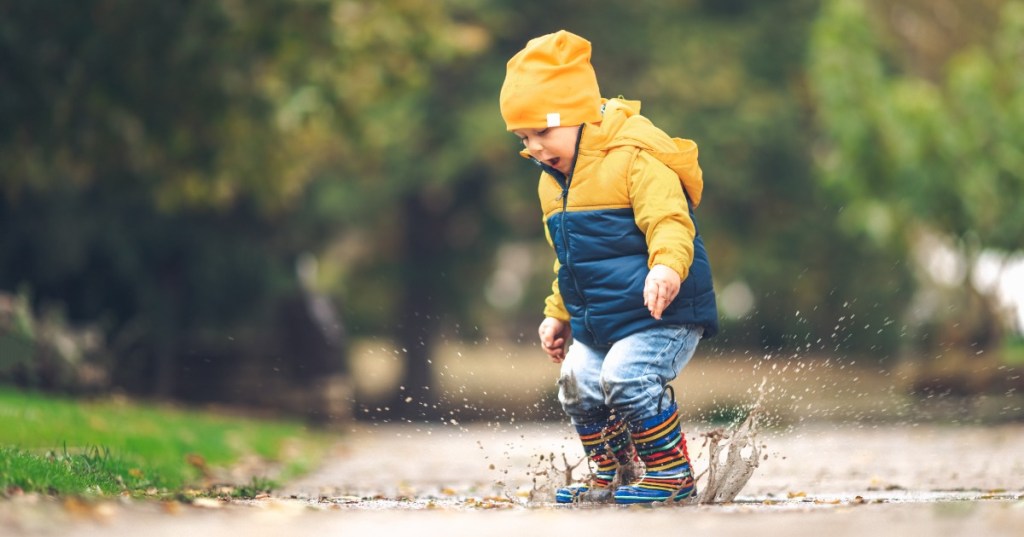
499, 30, 719, 504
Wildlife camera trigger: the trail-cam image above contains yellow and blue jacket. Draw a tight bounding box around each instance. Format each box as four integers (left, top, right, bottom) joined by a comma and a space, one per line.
529, 98, 718, 347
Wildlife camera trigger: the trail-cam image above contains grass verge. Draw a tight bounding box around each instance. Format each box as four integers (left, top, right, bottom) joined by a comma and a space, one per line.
0, 387, 333, 498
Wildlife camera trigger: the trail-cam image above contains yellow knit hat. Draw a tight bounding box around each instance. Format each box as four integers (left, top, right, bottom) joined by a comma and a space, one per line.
499, 30, 602, 132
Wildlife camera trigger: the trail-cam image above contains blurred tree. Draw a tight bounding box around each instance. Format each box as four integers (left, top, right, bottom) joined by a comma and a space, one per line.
0, 0, 474, 407
290, 3, 503, 416
809, 0, 1024, 347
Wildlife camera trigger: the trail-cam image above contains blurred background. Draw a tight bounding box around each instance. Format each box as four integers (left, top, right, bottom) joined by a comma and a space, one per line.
2, 0, 1022, 427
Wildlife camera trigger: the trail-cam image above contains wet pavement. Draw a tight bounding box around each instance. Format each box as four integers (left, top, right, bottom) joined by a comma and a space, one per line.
3, 421, 1024, 536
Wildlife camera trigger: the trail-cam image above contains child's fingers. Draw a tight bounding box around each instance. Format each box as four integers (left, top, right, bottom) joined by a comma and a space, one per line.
541, 335, 565, 356
646, 278, 682, 319
645, 281, 663, 319
538, 318, 567, 362
643, 281, 658, 311
552, 342, 566, 362
645, 265, 681, 319
651, 294, 665, 319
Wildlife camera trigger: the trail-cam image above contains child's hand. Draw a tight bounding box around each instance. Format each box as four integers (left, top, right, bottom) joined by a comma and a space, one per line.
538, 317, 570, 363
644, 264, 681, 320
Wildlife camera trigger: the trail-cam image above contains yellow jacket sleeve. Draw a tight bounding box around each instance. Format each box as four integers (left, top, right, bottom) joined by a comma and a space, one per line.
541, 221, 570, 321
628, 150, 697, 281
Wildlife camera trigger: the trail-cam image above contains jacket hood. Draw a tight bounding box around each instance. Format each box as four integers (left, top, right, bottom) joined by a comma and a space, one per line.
583, 98, 704, 207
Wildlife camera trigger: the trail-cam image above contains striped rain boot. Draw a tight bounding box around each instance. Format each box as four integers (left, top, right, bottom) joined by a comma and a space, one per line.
555, 418, 638, 503
614, 401, 696, 504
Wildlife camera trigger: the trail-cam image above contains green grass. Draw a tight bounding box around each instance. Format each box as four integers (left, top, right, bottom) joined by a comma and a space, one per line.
0, 387, 332, 498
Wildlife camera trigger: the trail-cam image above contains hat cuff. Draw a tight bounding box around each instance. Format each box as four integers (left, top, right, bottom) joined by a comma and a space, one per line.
503, 108, 602, 131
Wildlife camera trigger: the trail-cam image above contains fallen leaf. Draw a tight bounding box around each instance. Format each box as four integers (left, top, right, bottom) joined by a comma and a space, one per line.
63, 498, 116, 522
186, 454, 209, 476
162, 501, 183, 515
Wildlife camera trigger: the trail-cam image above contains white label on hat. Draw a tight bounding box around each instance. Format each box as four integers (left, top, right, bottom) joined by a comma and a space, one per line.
546, 113, 561, 128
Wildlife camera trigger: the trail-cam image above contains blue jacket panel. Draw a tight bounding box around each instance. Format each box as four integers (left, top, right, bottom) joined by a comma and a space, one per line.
547, 206, 718, 348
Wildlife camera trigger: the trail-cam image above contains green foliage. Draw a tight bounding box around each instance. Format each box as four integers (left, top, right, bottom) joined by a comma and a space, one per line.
811, 0, 1024, 252
0, 0, 478, 395
809, 0, 1024, 342
0, 387, 329, 496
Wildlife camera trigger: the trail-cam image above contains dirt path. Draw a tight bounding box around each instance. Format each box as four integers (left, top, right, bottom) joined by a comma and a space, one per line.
3, 422, 1024, 536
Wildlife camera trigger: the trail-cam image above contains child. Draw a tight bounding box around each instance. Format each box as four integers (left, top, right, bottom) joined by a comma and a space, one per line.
499, 30, 719, 504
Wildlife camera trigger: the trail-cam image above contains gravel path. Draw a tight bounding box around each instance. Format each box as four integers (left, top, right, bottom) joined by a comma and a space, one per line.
3, 421, 1024, 537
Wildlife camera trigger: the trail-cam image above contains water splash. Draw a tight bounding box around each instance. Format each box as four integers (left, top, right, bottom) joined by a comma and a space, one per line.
694, 379, 765, 504
524, 451, 585, 502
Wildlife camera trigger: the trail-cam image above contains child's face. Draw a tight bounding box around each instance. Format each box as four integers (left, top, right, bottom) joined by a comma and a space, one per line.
513, 126, 579, 176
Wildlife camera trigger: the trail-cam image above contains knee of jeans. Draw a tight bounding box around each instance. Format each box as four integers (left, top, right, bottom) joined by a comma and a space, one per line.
598, 371, 634, 404
558, 370, 582, 407
601, 372, 662, 417
558, 372, 604, 424
598, 372, 614, 399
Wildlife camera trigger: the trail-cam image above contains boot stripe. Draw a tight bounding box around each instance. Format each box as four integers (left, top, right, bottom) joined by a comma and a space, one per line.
638, 453, 685, 467
637, 474, 692, 483
580, 421, 628, 441
645, 459, 690, 472
632, 481, 690, 492
631, 416, 680, 443
631, 413, 680, 443
635, 433, 682, 455
632, 408, 679, 432
644, 452, 688, 466
591, 470, 615, 488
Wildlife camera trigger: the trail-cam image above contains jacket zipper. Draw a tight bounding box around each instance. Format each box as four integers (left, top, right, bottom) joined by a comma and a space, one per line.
559, 183, 596, 343
539, 126, 595, 344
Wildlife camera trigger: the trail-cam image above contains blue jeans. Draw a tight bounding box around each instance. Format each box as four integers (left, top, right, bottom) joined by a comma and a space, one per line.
557, 324, 703, 425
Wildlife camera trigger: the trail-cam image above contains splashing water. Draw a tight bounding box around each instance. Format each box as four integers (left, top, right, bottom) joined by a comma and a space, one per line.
525, 451, 585, 502
694, 379, 765, 504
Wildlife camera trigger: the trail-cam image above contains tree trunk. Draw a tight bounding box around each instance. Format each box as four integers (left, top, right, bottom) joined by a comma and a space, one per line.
393, 193, 443, 419
153, 267, 182, 398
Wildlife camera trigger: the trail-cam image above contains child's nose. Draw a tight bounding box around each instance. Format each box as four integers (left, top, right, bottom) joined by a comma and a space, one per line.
525, 137, 543, 155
